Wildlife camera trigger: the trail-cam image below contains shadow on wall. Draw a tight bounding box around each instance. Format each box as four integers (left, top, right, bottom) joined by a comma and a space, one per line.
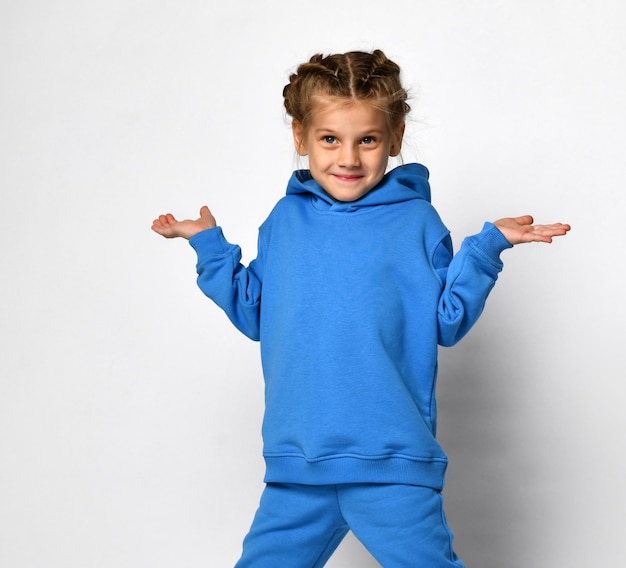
437, 323, 537, 568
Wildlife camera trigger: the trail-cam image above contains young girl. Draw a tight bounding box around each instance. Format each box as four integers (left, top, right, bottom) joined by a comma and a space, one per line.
152, 50, 570, 567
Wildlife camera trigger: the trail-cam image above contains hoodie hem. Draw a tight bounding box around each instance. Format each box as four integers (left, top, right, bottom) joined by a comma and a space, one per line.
263, 454, 448, 489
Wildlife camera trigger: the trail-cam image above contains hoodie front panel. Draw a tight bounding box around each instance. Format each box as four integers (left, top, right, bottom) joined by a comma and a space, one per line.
257, 165, 450, 487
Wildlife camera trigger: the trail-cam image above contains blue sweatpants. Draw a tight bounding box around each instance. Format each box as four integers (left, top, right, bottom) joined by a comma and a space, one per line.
234, 483, 465, 567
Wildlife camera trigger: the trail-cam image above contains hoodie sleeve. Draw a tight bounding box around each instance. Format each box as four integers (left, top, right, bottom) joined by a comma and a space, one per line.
435, 222, 513, 347
189, 227, 263, 341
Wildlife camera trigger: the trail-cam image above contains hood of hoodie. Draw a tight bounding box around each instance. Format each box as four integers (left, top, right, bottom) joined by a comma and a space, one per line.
286, 163, 431, 213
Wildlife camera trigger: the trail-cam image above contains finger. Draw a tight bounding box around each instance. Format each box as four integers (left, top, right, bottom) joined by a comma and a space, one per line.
529, 224, 571, 243
200, 205, 217, 226
514, 215, 534, 226
535, 223, 571, 235
151, 222, 168, 235
549, 223, 571, 233
199, 206, 214, 221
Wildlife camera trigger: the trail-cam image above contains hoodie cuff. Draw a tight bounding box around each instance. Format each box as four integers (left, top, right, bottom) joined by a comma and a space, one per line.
476, 221, 514, 257
463, 222, 513, 266
189, 226, 228, 255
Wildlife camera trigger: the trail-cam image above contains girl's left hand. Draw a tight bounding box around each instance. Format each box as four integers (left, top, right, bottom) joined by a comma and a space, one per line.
494, 215, 571, 245
151, 205, 217, 240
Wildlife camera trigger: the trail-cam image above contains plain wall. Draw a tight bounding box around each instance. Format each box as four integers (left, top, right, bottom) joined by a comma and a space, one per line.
1, 1, 625, 566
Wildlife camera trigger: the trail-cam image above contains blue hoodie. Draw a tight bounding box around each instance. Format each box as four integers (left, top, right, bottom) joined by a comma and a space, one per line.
189, 163, 512, 489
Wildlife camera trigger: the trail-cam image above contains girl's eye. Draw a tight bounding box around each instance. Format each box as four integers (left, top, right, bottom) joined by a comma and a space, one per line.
323, 136, 336, 144
361, 136, 375, 145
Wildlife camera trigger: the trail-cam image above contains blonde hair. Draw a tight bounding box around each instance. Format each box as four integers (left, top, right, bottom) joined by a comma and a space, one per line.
283, 49, 410, 133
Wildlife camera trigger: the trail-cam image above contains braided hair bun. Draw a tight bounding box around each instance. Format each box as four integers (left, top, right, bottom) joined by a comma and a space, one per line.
283, 50, 410, 131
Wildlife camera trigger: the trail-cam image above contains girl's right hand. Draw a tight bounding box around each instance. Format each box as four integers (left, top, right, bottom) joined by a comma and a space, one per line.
493, 215, 570, 245
151, 205, 217, 240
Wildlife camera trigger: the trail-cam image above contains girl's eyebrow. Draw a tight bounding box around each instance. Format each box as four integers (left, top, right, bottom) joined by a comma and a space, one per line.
313, 126, 385, 135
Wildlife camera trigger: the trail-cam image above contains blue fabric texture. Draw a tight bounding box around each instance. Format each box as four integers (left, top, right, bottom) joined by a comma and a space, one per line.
189, 163, 512, 489
235, 483, 465, 567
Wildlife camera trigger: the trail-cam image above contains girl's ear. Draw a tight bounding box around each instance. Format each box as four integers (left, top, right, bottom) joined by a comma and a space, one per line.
389, 123, 406, 157
292, 121, 308, 156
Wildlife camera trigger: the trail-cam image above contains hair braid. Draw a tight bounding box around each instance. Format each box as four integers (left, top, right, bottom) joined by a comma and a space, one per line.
283, 49, 410, 132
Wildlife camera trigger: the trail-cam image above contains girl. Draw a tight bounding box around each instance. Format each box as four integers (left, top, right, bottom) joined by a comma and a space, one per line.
152, 50, 569, 567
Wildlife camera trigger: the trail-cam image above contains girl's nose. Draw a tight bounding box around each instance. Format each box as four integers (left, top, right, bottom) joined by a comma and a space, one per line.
338, 144, 360, 167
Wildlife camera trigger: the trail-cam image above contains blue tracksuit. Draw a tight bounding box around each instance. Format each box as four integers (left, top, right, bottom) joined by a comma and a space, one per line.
189, 163, 512, 565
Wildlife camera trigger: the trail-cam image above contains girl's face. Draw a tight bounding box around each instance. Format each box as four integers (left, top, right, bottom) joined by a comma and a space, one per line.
292, 98, 404, 202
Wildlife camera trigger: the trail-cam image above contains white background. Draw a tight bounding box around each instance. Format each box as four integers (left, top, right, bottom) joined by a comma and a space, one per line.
1, 1, 625, 566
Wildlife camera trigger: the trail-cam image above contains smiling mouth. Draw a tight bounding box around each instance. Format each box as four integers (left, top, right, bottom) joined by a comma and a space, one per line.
333, 174, 363, 182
